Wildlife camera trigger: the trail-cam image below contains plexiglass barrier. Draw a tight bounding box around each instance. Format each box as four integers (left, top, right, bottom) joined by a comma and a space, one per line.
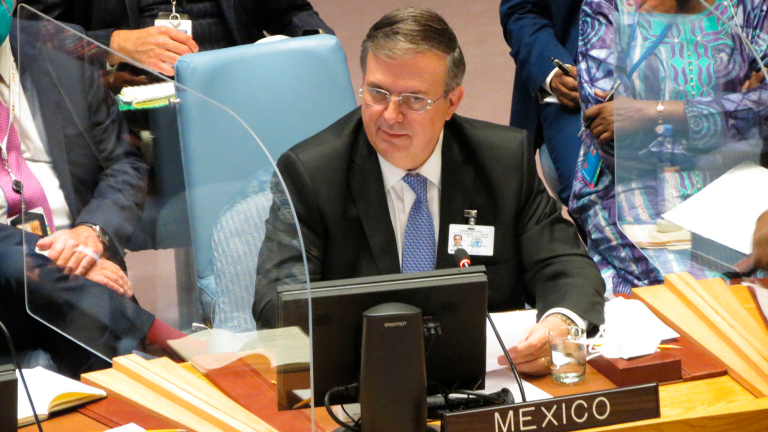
604, 0, 768, 282
13, 5, 330, 430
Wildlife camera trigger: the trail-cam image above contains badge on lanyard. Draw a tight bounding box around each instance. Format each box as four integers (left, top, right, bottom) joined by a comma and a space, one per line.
448, 211, 494, 256
581, 144, 602, 189
448, 224, 495, 256
155, 0, 193, 36
9, 208, 51, 237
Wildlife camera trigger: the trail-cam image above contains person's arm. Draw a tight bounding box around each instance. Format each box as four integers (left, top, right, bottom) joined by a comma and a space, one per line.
36, 46, 148, 273
253, 150, 327, 328
250, 0, 334, 37
755, 210, 768, 271
499, 131, 605, 376
500, 0, 573, 95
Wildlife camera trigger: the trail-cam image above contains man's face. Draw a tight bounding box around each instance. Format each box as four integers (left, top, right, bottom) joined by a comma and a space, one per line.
453, 235, 462, 246
361, 51, 464, 171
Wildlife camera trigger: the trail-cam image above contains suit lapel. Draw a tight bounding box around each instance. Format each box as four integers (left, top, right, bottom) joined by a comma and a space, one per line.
436, 126, 476, 270
349, 132, 400, 275
13, 39, 78, 216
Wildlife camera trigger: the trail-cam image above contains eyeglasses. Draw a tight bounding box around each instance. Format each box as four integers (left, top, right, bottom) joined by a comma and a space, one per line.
358, 87, 446, 113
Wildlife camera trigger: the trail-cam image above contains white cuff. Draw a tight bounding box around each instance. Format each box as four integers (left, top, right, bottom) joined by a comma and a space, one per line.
542, 67, 558, 95
541, 307, 588, 330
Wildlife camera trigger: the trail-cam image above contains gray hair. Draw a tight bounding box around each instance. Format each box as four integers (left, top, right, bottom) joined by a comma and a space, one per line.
360, 7, 466, 93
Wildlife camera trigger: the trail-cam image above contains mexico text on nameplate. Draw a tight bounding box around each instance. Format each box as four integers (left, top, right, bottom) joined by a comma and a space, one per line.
442, 383, 659, 432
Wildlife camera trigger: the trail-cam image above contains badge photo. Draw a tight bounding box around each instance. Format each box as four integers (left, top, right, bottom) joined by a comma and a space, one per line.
448, 224, 495, 257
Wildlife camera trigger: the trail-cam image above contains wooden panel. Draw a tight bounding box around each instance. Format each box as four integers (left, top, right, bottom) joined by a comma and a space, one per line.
582, 396, 768, 431
732, 285, 768, 332
665, 274, 768, 382
82, 368, 225, 432
112, 355, 275, 432
633, 282, 768, 397
526, 364, 616, 398
681, 275, 768, 363
78, 396, 183, 430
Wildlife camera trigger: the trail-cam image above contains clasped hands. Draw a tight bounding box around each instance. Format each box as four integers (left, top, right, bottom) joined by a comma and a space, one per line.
37, 226, 133, 297
496, 314, 571, 376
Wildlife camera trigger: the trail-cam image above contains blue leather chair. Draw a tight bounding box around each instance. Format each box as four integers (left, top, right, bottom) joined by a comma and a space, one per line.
174, 35, 356, 329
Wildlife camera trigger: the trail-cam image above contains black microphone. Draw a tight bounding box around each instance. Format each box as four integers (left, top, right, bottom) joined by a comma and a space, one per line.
454, 247, 471, 268
454, 248, 527, 402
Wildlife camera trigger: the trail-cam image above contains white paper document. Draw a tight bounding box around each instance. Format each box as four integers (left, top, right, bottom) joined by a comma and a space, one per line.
663, 162, 768, 255
486, 309, 538, 372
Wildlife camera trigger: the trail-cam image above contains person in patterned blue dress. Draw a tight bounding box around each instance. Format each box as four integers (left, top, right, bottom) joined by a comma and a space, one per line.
571, 0, 768, 294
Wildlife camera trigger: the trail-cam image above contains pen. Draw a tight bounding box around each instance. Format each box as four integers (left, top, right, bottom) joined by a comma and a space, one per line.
550, 57, 576, 79
579, 81, 620, 136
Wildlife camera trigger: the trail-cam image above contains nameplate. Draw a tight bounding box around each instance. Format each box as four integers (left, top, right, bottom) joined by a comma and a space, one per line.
442, 383, 659, 432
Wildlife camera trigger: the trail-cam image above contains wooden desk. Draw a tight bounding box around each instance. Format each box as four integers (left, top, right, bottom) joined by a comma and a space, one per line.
19, 282, 768, 431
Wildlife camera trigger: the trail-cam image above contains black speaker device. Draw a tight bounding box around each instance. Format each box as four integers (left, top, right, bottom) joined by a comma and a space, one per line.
0, 363, 17, 432
358, 303, 434, 432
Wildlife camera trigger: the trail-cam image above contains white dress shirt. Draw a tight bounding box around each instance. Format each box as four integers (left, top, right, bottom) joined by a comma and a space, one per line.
375, 130, 587, 329
0, 39, 73, 230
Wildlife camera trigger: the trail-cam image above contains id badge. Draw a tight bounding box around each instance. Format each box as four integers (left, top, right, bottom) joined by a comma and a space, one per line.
581, 145, 603, 189
155, 12, 193, 36
448, 224, 494, 256
9, 208, 51, 237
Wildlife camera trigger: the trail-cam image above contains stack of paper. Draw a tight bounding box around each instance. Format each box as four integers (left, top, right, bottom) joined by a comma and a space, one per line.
663, 162, 768, 255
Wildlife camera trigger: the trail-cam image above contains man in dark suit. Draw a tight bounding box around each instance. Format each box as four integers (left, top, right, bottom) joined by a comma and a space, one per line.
0, 18, 156, 377
18, 0, 333, 76
500, 0, 582, 203
253, 7, 604, 376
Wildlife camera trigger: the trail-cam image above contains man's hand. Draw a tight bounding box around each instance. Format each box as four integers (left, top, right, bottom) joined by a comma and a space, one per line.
754, 210, 768, 271
550, 65, 579, 110
36, 226, 104, 276
497, 314, 570, 376
109, 27, 199, 76
85, 259, 133, 297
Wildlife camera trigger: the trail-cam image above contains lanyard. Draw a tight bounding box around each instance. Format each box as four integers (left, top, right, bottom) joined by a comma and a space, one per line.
626, 12, 675, 80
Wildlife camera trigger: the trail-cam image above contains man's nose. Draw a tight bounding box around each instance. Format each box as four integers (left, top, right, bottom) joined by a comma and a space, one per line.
382, 97, 405, 123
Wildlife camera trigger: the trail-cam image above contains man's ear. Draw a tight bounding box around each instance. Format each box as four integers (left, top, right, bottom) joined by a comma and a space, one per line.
445, 85, 464, 120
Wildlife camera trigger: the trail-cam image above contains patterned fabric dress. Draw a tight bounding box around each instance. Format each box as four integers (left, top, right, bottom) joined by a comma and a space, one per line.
571, 0, 768, 294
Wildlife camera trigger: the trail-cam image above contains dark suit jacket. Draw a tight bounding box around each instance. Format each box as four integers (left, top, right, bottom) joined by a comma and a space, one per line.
253, 108, 605, 329
500, 0, 582, 135
18, 0, 334, 48
12, 24, 148, 256
0, 24, 153, 377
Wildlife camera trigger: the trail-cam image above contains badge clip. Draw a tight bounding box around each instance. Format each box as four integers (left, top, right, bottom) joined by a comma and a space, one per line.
464, 209, 477, 225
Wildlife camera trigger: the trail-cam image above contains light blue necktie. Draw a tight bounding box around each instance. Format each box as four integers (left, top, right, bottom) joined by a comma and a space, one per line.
402, 173, 436, 273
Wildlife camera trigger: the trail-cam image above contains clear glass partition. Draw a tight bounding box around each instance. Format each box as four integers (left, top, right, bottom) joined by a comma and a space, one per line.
612, 0, 768, 280
15, 5, 320, 430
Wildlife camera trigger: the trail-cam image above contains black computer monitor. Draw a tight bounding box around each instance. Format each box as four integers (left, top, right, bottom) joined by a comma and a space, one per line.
276, 266, 488, 410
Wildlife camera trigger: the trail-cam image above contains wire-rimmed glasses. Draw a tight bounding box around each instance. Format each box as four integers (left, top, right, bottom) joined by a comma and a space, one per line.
359, 87, 446, 113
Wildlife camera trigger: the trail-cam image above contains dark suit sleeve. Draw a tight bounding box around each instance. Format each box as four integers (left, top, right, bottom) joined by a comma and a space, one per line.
252, 150, 327, 328
515, 132, 605, 327
247, 0, 334, 37
67, 50, 148, 254
500, 0, 572, 93
17, 1, 117, 47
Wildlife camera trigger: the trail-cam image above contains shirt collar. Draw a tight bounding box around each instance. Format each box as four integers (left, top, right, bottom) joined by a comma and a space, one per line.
378, 130, 443, 191
0, 39, 11, 86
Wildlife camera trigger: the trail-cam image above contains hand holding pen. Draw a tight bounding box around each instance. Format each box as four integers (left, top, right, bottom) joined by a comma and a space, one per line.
579, 82, 620, 138
549, 57, 579, 109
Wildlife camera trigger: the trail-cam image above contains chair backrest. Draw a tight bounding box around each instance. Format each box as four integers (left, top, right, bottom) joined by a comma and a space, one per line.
174, 35, 357, 313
